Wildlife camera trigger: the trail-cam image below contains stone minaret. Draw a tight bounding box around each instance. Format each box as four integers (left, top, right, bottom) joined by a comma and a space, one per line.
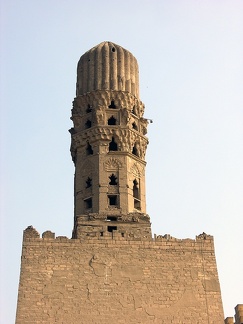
70, 41, 151, 240
16, 42, 225, 324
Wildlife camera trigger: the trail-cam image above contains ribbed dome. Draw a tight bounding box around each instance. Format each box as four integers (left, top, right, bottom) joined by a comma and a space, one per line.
76, 42, 139, 98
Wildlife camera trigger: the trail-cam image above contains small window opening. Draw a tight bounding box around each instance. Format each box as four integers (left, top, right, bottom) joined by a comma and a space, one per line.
107, 226, 117, 232
121, 233, 125, 237
132, 105, 137, 115
132, 145, 139, 156
132, 122, 138, 130
133, 179, 139, 199
109, 137, 118, 151
86, 143, 93, 155
86, 104, 92, 113
134, 199, 141, 210
133, 179, 140, 209
100, 232, 104, 237
84, 198, 92, 209
112, 47, 116, 52
109, 174, 118, 185
85, 119, 92, 129
86, 177, 92, 188
108, 195, 118, 206
108, 116, 117, 125
108, 100, 116, 109
107, 216, 118, 221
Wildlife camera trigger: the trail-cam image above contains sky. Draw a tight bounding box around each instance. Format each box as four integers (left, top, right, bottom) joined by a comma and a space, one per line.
1, 0, 242, 322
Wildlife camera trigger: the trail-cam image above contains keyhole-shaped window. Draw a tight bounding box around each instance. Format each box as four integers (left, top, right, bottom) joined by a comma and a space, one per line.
109, 174, 118, 185
108, 100, 116, 109
85, 120, 92, 129
86, 143, 93, 155
109, 137, 118, 151
86, 177, 92, 188
108, 116, 117, 125
133, 179, 139, 199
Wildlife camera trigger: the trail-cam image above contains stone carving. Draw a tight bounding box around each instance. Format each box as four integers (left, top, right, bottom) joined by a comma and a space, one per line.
104, 157, 122, 170
118, 128, 130, 151
130, 163, 141, 178
132, 215, 139, 222
140, 117, 149, 135
120, 107, 130, 125
93, 105, 104, 125
140, 140, 148, 159
73, 90, 145, 118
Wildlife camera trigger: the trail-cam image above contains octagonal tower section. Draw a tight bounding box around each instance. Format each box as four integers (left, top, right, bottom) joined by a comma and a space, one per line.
70, 42, 151, 240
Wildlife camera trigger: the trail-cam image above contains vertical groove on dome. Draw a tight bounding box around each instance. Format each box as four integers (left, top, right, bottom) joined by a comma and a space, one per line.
110, 45, 117, 91
95, 43, 102, 90
82, 54, 88, 94
102, 43, 109, 90
130, 54, 135, 95
136, 62, 139, 98
77, 42, 139, 98
117, 46, 124, 91
124, 50, 131, 94
88, 48, 95, 92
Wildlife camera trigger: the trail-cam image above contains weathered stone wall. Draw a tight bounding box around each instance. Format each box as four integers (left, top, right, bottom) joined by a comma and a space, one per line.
16, 228, 224, 323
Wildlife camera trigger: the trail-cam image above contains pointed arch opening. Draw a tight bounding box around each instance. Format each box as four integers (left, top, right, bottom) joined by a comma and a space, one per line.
132, 144, 139, 157
86, 142, 93, 155
108, 100, 116, 109
133, 179, 139, 199
85, 119, 92, 129
108, 116, 117, 125
133, 179, 141, 210
109, 137, 118, 151
86, 177, 92, 188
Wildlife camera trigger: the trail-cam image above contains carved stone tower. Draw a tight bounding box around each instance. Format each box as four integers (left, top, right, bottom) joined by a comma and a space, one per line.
16, 42, 225, 324
70, 42, 151, 240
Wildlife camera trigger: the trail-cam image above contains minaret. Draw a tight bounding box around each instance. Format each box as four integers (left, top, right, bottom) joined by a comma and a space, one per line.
70, 42, 151, 239
16, 41, 225, 324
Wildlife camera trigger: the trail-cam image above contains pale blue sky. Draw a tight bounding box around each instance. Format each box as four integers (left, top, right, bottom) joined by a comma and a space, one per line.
1, 0, 243, 322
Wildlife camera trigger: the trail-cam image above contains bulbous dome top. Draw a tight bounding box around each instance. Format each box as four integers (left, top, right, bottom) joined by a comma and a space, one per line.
76, 41, 139, 98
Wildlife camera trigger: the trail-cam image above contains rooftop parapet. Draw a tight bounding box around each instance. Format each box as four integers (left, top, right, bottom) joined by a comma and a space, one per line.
235, 304, 243, 324
225, 304, 243, 324
23, 226, 214, 245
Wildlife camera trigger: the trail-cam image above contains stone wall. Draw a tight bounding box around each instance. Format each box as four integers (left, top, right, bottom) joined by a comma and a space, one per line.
16, 227, 224, 323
